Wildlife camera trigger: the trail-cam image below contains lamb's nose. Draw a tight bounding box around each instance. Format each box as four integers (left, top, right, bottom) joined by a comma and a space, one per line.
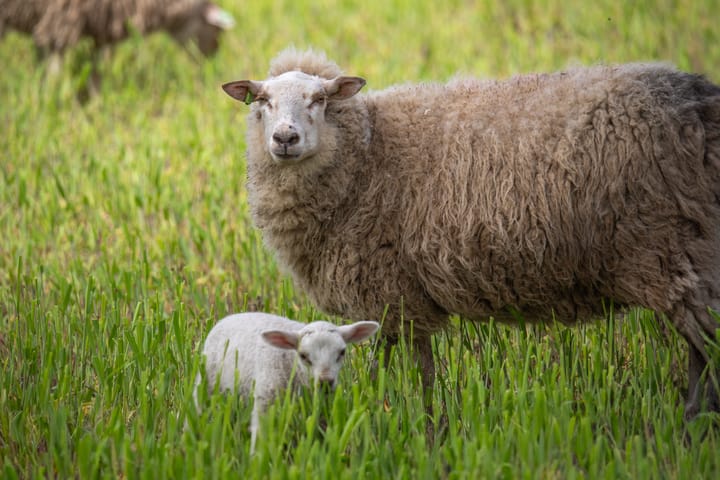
273, 130, 300, 147
318, 379, 335, 392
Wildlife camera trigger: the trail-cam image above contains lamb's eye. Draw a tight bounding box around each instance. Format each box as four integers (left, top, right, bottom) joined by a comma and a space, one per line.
337, 348, 346, 361
256, 97, 271, 108
299, 352, 312, 365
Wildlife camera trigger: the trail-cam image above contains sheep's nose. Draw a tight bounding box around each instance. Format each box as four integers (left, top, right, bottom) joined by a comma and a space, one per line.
272, 129, 300, 147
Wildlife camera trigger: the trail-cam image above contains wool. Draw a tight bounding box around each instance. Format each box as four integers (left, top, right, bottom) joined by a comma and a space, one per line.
229, 49, 720, 417
0, 0, 233, 54
193, 312, 379, 453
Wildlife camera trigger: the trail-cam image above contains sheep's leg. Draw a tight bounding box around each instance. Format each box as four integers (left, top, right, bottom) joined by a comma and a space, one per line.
685, 343, 705, 420
380, 333, 436, 431
89, 46, 110, 96
47, 52, 63, 76
684, 342, 720, 420
380, 334, 399, 370
414, 335, 439, 440
75, 45, 106, 102
678, 301, 720, 420
381, 334, 436, 431
415, 336, 435, 403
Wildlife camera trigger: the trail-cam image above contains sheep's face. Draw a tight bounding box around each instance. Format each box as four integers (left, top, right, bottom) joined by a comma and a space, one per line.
262, 320, 379, 390
168, 2, 235, 56
223, 72, 366, 165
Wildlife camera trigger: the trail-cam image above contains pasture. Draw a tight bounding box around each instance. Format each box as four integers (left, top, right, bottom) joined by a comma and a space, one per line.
1, 0, 719, 477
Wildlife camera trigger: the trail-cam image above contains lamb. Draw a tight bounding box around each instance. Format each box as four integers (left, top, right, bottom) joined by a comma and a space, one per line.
0, 0, 234, 81
221, 48, 720, 420
192, 312, 379, 454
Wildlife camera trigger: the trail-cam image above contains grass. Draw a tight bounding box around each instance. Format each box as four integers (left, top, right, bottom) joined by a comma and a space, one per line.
2, 0, 720, 477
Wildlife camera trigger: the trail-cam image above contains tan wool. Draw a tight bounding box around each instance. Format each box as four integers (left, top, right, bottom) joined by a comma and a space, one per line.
227, 49, 720, 417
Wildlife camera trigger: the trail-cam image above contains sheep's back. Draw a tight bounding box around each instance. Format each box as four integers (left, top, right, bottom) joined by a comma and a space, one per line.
0, 0, 44, 36
365, 64, 720, 325
5, 0, 205, 50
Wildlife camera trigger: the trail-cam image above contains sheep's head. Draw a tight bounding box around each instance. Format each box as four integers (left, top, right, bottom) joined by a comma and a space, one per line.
223, 71, 366, 164
261, 320, 379, 390
168, 2, 235, 56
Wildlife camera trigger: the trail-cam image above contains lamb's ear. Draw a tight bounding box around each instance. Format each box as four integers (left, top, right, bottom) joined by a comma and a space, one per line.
262, 330, 299, 350
324, 76, 366, 100
338, 321, 380, 344
222, 80, 262, 104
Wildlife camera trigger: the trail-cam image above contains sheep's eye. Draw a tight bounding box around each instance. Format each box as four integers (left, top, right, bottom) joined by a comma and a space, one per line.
256, 96, 271, 108
309, 96, 325, 108
337, 348, 346, 361
299, 352, 312, 365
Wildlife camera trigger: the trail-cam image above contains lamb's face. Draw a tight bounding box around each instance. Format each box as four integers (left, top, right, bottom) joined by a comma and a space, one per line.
261, 320, 380, 390
222, 72, 366, 165
295, 329, 349, 390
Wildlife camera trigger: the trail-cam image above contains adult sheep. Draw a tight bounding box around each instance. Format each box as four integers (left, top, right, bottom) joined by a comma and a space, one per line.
0, 0, 234, 86
222, 48, 720, 419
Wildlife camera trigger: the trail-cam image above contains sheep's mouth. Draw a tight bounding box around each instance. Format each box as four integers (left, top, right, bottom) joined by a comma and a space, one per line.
271, 151, 303, 163
274, 153, 300, 160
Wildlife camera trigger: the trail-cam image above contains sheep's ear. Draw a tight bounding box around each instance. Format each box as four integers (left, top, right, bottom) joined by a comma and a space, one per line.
338, 321, 380, 344
204, 4, 235, 30
324, 76, 366, 100
222, 80, 262, 104
262, 330, 299, 350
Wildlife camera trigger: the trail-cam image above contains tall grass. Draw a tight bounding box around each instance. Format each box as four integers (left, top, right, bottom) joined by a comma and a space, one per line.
2, 0, 719, 477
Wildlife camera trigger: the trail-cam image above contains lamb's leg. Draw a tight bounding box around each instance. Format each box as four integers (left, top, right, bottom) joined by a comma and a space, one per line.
192, 373, 202, 412
250, 394, 271, 455
184, 373, 203, 432
250, 405, 259, 455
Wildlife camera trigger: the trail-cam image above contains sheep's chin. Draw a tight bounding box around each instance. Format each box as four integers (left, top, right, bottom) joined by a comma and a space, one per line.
269, 151, 311, 165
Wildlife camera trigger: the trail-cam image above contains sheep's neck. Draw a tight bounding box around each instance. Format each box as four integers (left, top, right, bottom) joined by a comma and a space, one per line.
247, 98, 373, 298
247, 152, 360, 280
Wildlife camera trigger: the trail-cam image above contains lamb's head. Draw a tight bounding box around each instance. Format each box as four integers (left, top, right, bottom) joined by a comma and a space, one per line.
167, 2, 235, 56
261, 320, 379, 390
222, 71, 366, 164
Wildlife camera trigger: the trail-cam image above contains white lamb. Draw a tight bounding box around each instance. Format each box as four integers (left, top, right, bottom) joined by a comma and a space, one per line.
192, 312, 379, 454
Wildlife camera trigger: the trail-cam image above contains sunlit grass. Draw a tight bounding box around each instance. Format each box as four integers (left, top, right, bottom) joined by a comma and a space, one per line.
2, 0, 720, 477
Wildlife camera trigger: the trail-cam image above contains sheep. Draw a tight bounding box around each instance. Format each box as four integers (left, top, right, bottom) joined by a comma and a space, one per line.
192, 312, 379, 454
221, 48, 720, 420
0, 0, 235, 56
0, 0, 234, 92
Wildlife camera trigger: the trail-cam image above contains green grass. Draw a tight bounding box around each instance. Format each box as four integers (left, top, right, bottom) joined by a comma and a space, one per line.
2, 0, 720, 477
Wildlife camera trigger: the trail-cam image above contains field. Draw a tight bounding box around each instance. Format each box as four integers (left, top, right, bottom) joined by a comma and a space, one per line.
2, 0, 720, 477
